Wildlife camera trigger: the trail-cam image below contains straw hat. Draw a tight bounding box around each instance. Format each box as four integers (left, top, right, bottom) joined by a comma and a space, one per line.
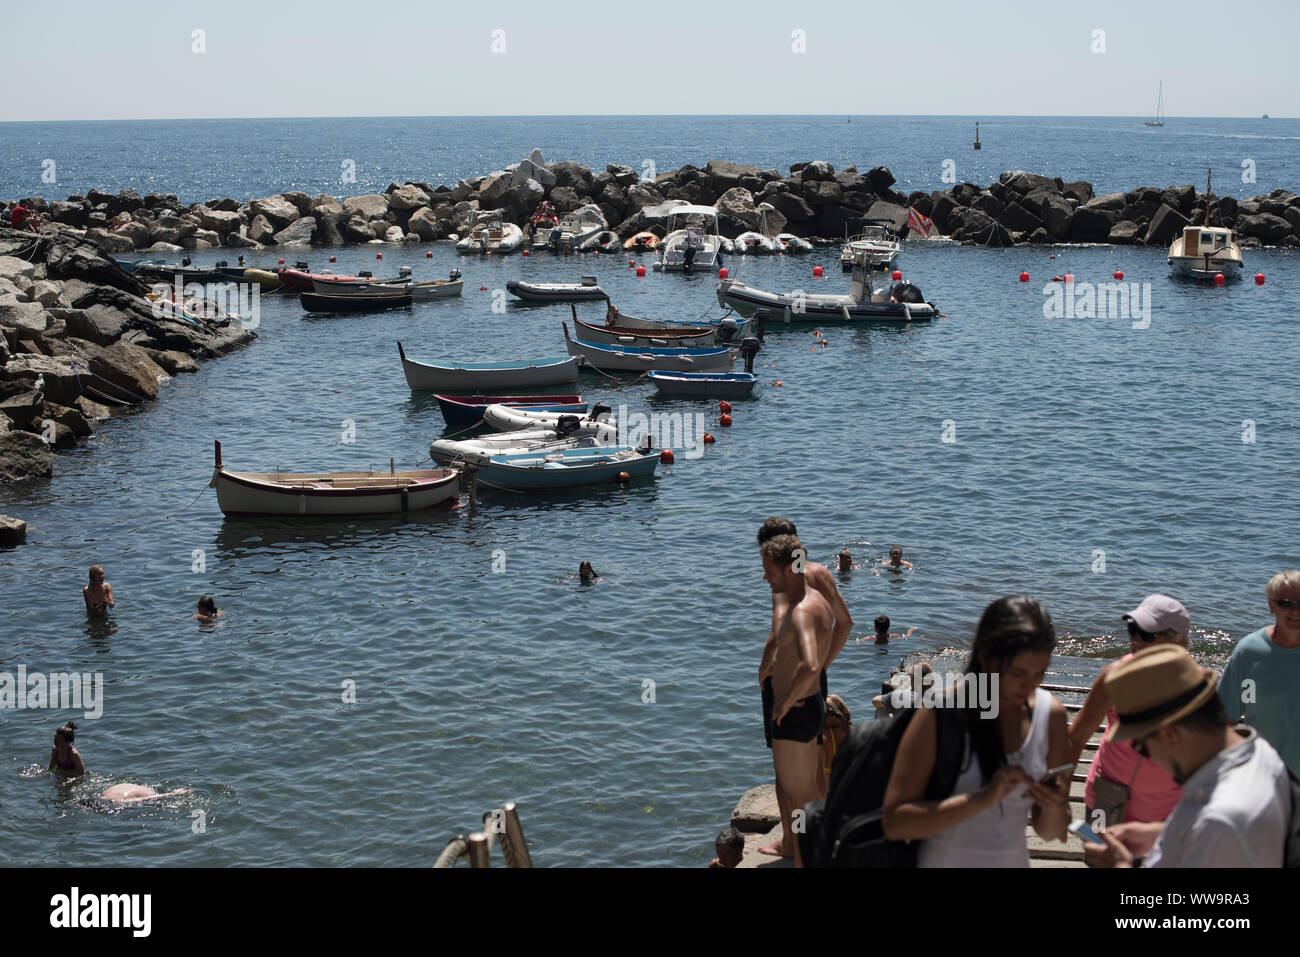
1104, 644, 1218, 742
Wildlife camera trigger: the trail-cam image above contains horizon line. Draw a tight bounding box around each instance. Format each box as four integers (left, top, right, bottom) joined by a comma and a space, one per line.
0, 112, 1289, 124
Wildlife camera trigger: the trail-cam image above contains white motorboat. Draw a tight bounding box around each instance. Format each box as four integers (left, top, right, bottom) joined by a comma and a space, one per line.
840, 221, 902, 272
456, 211, 526, 254
718, 241, 937, 325
1167, 171, 1244, 281
656, 205, 724, 272
734, 206, 783, 255
545, 205, 608, 252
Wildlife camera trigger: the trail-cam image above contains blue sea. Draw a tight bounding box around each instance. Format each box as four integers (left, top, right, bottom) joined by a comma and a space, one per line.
1, 116, 1296, 868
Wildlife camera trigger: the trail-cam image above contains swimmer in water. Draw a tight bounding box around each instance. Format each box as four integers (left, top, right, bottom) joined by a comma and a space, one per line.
83, 565, 114, 614
579, 561, 599, 584
99, 784, 193, 803
47, 721, 86, 781
837, 549, 859, 572
884, 545, 912, 571
857, 614, 918, 643
193, 595, 223, 622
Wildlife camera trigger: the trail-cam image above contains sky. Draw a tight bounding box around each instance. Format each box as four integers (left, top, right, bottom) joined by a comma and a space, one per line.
1, 0, 1295, 121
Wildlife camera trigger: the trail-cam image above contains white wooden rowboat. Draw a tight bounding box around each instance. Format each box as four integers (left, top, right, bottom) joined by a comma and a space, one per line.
398, 341, 580, 391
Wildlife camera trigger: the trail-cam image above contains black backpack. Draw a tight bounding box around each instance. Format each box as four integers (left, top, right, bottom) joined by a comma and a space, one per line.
799, 705, 967, 867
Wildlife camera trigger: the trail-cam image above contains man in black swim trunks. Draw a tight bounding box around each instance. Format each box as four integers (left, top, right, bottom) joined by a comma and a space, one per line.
760, 533, 833, 868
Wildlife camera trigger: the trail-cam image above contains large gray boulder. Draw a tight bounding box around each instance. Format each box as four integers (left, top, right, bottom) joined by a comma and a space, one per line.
0, 430, 52, 483
1234, 212, 1293, 244
865, 166, 896, 193
0, 256, 37, 283
622, 183, 664, 218
1143, 204, 1190, 246
1108, 220, 1143, 244
1038, 193, 1075, 240
247, 214, 275, 244
1000, 170, 1064, 196
998, 199, 1043, 234
1086, 191, 1127, 213
865, 200, 909, 233
511, 159, 556, 190
767, 190, 815, 223
406, 207, 439, 240
313, 210, 345, 245
798, 161, 835, 182
547, 162, 594, 194
715, 187, 760, 230
311, 194, 343, 213
0, 514, 28, 547
388, 184, 431, 213
82, 340, 167, 402
247, 195, 300, 230
271, 216, 317, 246
705, 160, 761, 195
802, 180, 843, 207
64, 303, 132, 345
342, 194, 390, 220
607, 164, 638, 187
199, 208, 242, 234
1068, 206, 1115, 243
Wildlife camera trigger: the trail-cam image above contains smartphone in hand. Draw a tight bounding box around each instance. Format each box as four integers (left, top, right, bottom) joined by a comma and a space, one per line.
1039, 762, 1074, 785
1069, 819, 1103, 844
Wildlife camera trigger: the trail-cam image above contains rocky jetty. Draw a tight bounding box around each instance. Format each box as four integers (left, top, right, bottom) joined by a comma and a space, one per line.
0, 225, 257, 542
10, 150, 1300, 253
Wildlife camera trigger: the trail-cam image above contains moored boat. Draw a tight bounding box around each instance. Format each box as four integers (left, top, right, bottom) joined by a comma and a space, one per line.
572, 314, 718, 347
301, 288, 412, 313
577, 230, 623, 254
840, 221, 902, 271
459, 445, 660, 492
481, 402, 613, 434
623, 231, 659, 252
648, 371, 758, 398
656, 205, 724, 272
456, 211, 526, 254
544, 205, 608, 252
776, 233, 813, 254
434, 394, 588, 432
312, 271, 464, 300
563, 322, 738, 372
506, 276, 608, 303
398, 341, 580, 391
209, 440, 459, 516
601, 303, 751, 342
1167, 171, 1244, 281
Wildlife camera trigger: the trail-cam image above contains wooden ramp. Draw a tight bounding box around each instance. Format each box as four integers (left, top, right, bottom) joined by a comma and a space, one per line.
729, 678, 1100, 868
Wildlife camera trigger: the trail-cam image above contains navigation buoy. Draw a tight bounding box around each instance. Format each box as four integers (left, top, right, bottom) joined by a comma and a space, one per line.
1255, 273, 1266, 285
973, 121, 982, 150
278, 258, 285, 264
636, 265, 646, 277
426, 250, 432, 258
522, 249, 529, 257
813, 266, 823, 277
1019, 271, 1029, 282
377, 253, 383, 259
719, 401, 732, 414
660, 449, 675, 464
892, 270, 902, 281
1113, 270, 1123, 279
1214, 273, 1226, 286
703, 433, 716, 444
480, 286, 487, 291
616, 471, 630, 484
719, 268, 728, 279
719, 413, 733, 427
1064, 273, 1073, 283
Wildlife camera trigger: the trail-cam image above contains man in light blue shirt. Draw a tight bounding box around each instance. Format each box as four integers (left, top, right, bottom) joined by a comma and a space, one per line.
1217, 570, 1300, 776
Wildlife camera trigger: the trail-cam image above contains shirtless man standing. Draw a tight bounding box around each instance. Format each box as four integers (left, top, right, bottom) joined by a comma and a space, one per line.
756, 517, 854, 858
759, 534, 833, 867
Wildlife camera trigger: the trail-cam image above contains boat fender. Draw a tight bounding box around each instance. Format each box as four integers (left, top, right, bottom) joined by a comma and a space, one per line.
401, 488, 409, 513
783, 305, 792, 324
841, 304, 852, 322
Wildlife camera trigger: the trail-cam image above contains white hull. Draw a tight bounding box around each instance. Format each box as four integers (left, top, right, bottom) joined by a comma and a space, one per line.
398, 342, 579, 391
211, 462, 459, 516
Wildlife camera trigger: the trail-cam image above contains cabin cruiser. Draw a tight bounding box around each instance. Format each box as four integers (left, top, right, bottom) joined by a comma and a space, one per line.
656, 204, 724, 272
840, 221, 902, 271
1167, 173, 1244, 281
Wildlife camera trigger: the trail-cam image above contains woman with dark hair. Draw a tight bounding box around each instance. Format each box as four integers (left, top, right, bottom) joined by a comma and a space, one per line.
882, 595, 1072, 866
47, 722, 86, 779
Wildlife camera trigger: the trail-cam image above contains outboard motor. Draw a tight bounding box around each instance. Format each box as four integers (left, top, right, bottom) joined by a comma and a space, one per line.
683, 243, 696, 271
636, 434, 655, 454
359, 270, 373, 279
555, 415, 581, 437
399, 266, 412, 277
294, 261, 310, 271
891, 280, 924, 303
740, 336, 762, 373
590, 403, 613, 421
449, 268, 462, 281
717, 317, 740, 343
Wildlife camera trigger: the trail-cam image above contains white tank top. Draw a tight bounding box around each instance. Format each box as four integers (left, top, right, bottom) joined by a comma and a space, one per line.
917, 687, 1052, 868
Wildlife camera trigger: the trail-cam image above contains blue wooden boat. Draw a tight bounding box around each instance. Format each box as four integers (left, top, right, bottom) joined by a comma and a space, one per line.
648, 371, 758, 398
434, 394, 588, 431
464, 445, 659, 492
398, 342, 580, 391
563, 323, 737, 373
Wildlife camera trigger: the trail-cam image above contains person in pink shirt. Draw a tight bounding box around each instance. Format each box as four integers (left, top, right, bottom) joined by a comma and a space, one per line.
1068, 595, 1190, 828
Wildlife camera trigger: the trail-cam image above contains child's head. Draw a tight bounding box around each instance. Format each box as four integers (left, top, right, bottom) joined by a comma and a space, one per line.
714, 827, 744, 867
54, 721, 77, 747
838, 548, 852, 568
578, 561, 596, 580
88, 565, 105, 583
197, 595, 217, 615
874, 614, 890, 636
889, 545, 903, 562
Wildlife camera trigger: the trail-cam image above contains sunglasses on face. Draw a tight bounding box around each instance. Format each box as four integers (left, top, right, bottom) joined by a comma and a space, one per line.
1126, 620, 1159, 643
1275, 598, 1300, 610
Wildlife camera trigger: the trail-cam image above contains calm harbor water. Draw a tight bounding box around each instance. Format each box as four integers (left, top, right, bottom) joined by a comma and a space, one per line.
2, 117, 1297, 867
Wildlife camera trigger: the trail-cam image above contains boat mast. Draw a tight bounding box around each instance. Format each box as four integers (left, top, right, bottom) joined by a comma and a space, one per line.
1204, 168, 1212, 227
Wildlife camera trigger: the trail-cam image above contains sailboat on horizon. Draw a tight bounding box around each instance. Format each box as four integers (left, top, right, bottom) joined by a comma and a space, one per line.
1145, 82, 1165, 127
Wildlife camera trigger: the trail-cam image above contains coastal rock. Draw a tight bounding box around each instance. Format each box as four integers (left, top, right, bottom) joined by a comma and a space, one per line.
367, 219, 390, 239
0, 256, 37, 282
247, 215, 275, 244
998, 199, 1044, 234
0, 515, 28, 547
184, 229, 221, 249
0, 430, 52, 483
607, 164, 638, 187
1086, 191, 1127, 213
342, 194, 390, 220
731, 784, 779, 833
906, 192, 933, 216
705, 160, 761, 194
1108, 220, 1143, 244
405, 207, 439, 240
381, 225, 404, 243
1068, 206, 1116, 243
39, 399, 92, 437
1234, 212, 1293, 244
816, 204, 854, 239
84, 341, 166, 402
44, 234, 149, 295
205, 197, 242, 212
952, 182, 980, 206
971, 191, 1004, 219
0, 385, 45, 425
504, 179, 546, 218
50, 201, 89, 227
803, 180, 843, 208
1062, 181, 1095, 205
511, 159, 555, 190
0, 290, 49, 333
715, 188, 760, 230
928, 193, 961, 233
1161, 185, 1195, 215
313, 210, 345, 245
865, 166, 896, 193
547, 162, 594, 194
64, 303, 132, 345
29, 280, 68, 308
1143, 204, 1190, 246
388, 184, 431, 213
798, 161, 835, 182
117, 221, 150, 247
477, 172, 515, 209
226, 230, 259, 248
1001, 170, 1064, 196
755, 203, 786, 236
1026, 227, 1051, 244
199, 208, 242, 234
272, 216, 317, 246
341, 216, 376, 244
280, 191, 313, 217
1039, 193, 1075, 240
311, 194, 343, 213
949, 207, 1012, 246
248, 195, 300, 230
141, 348, 198, 375
622, 183, 664, 218
75, 395, 112, 421
865, 200, 909, 233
